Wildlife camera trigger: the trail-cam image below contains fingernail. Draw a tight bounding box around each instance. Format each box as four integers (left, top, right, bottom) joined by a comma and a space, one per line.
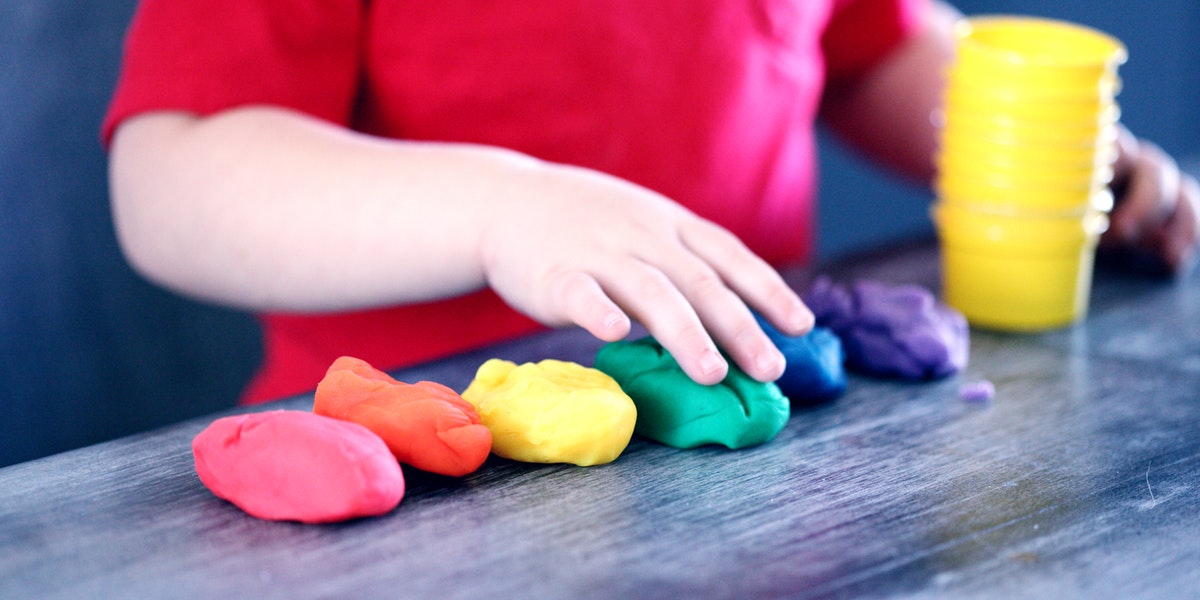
603, 311, 624, 330
792, 303, 815, 331
757, 350, 785, 378
699, 349, 725, 377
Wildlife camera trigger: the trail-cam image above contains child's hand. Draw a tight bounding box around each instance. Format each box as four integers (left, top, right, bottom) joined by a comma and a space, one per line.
1104, 126, 1200, 275
478, 162, 814, 385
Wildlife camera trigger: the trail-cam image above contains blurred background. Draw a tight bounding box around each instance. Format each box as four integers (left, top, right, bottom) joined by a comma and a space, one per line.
2, 0, 1197, 468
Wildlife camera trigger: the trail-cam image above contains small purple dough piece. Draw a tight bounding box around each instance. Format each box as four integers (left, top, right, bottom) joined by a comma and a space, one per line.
960, 380, 996, 402
805, 276, 969, 380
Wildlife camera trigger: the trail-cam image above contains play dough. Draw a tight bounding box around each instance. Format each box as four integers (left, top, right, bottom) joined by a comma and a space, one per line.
594, 337, 789, 450
755, 315, 846, 403
804, 277, 968, 380
314, 356, 492, 477
960, 380, 996, 402
192, 410, 404, 523
461, 359, 636, 466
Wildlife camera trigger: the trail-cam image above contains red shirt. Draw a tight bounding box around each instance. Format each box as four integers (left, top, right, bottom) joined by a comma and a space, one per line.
104, 0, 925, 403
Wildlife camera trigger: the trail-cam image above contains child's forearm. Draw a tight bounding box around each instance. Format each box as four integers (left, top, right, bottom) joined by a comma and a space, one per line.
108, 105, 813, 386
109, 106, 538, 312
818, 0, 960, 183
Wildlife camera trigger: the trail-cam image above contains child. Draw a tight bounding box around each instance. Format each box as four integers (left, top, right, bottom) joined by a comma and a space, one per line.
103, 0, 1198, 403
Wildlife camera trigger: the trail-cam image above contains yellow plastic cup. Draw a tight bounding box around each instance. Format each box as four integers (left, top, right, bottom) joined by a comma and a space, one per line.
942, 112, 1118, 147
953, 16, 1127, 84
937, 128, 1118, 171
936, 151, 1113, 191
944, 84, 1117, 119
936, 142, 1112, 174
944, 93, 1119, 130
935, 176, 1112, 214
933, 202, 1109, 331
935, 185, 1114, 217
947, 69, 1121, 108
947, 16, 1127, 117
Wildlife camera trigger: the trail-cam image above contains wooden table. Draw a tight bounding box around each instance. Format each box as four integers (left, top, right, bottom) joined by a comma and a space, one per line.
3, 240, 1198, 599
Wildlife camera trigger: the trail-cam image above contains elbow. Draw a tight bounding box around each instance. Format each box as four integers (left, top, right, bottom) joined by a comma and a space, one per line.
108, 163, 172, 290
106, 117, 192, 292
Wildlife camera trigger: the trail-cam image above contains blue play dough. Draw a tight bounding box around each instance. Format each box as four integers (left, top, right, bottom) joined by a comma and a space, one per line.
755, 315, 847, 403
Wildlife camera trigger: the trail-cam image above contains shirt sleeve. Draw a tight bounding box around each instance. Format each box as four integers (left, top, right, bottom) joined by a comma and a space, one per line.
821, 0, 929, 82
102, 0, 364, 145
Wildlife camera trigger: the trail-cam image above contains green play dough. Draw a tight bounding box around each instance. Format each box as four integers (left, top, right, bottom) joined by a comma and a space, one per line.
594, 337, 789, 449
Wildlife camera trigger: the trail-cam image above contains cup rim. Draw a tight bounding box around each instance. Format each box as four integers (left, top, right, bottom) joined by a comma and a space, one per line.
931, 201, 1111, 249
935, 176, 1112, 208
955, 15, 1128, 70
936, 145, 1116, 171
943, 95, 1120, 124
937, 151, 1114, 179
946, 69, 1122, 101
940, 120, 1120, 148
934, 188, 1115, 217
940, 135, 1118, 158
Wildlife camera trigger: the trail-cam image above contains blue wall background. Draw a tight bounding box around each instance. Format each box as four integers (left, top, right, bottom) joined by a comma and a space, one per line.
1, 1, 1197, 467
1, 2, 261, 468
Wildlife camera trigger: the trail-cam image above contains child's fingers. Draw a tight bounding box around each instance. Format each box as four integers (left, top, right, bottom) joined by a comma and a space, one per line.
650, 254, 786, 384
706, 312, 787, 384
1106, 133, 1198, 275
1159, 176, 1199, 273
680, 218, 814, 336
598, 261, 730, 386
625, 273, 730, 386
481, 163, 801, 385
545, 269, 631, 342
1110, 140, 1179, 245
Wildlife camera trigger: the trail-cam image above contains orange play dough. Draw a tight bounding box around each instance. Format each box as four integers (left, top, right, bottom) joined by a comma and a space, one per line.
313, 356, 492, 477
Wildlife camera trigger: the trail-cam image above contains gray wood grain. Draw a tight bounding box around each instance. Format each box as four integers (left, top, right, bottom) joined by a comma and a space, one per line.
2, 240, 1198, 599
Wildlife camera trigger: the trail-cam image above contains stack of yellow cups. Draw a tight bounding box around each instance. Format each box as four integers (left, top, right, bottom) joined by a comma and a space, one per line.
933, 16, 1127, 331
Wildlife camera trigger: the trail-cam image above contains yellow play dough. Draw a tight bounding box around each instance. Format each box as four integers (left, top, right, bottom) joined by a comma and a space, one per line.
462, 359, 636, 466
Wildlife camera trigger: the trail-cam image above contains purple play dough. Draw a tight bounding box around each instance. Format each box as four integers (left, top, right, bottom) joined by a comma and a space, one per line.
960, 380, 996, 402
804, 277, 969, 380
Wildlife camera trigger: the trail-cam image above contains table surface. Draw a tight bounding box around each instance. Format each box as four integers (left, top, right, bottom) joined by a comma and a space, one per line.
3, 239, 1198, 600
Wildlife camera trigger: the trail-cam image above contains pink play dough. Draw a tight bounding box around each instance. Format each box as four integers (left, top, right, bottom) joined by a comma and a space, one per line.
192, 410, 405, 523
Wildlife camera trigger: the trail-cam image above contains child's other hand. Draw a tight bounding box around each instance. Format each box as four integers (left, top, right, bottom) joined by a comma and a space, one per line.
478, 162, 814, 386
1104, 125, 1200, 276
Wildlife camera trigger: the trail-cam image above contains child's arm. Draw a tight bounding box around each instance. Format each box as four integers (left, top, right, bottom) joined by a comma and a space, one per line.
819, 0, 960, 183
109, 106, 813, 385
